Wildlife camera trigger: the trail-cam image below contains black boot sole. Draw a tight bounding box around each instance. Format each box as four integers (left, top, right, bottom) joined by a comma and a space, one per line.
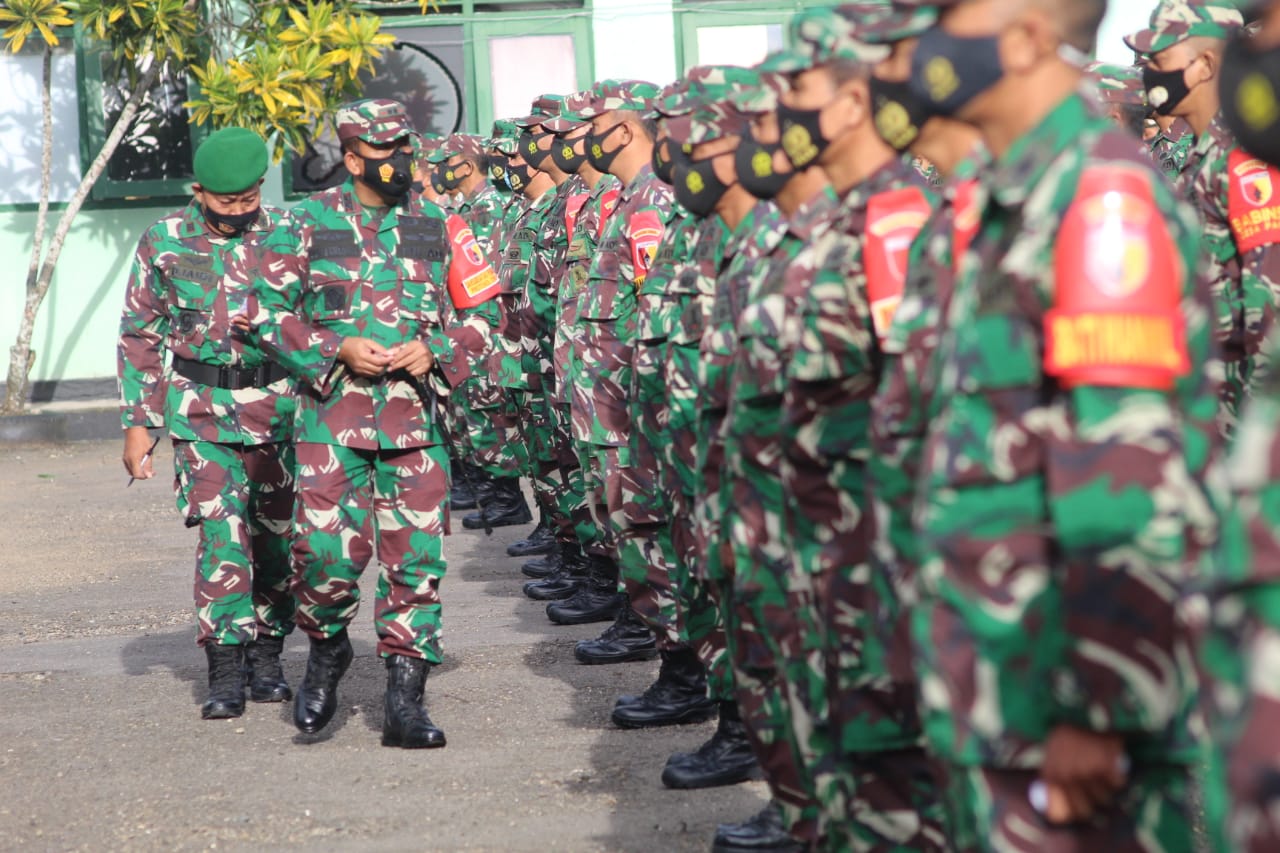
506, 540, 556, 557
462, 512, 534, 530
547, 604, 623, 626
520, 561, 559, 579
611, 701, 718, 729
249, 684, 292, 703
661, 759, 765, 789
381, 730, 447, 749
524, 582, 583, 601
201, 700, 245, 720
574, 644, 659, 665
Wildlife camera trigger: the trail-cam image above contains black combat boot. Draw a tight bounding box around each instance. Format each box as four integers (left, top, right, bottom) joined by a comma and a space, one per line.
382, 655, 447, 749
545, 554, 624, 625
574, 600, 658, 664
611, 646, 717, 728
523, 541, 588, 600
449, 458, 481, 510
520, 545, 562, 579
293, 630, 354, 734
506, 512, 556, 557
201, 643, 246, 720
711, 801, 802, 853
244, 634, 291, 702
661, 700, 762, 788
463, 476, 532, 530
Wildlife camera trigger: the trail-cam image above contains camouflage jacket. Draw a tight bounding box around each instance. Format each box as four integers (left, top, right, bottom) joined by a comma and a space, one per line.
1150, 119, 1194, 180
456, 183, 506, 263
118, 200, 296, 445
572, 164, 677, 447
1179, 114, 1280, 434
255, 179, 493, 450
524, 176, 588, 386
556, 175, 621, 406
916, 93, 1221, 767
492, 186, 556, 391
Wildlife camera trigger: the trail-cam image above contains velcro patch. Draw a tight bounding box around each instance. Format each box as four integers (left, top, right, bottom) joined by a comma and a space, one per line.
310, 228, 359, 260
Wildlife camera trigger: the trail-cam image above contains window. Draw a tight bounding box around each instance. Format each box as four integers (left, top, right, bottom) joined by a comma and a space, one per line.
674, 0, 824, 73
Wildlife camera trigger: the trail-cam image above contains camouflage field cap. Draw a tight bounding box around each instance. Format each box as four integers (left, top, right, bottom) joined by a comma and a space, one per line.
443, 132, 487, 162
761, 4, 891, 74
488, 118, 520, 156
336, 98, 417, 144
193, 127, 268, 193
844, 1, 941, 45
1123, 0, 1244, 55
648, 78, 695, 120
573, 79, 662, 119
663, 67, 761, 146
730, 66, 788, 114
515, 94, 566, 129
1085, 62, 1148, 106
542, 94, 588, 134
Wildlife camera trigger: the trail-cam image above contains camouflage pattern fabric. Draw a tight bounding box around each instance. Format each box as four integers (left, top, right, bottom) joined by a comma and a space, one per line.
291, 442, 451, 661
1177, 115, 1280, 437
1151, 122, 1195, 179
913, 93, 1221, 845
175, 439, 296, 646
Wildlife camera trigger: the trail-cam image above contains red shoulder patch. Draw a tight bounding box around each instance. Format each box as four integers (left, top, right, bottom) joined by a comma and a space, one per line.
598, 188, 621, 240
951, 178, 980, 274
445, 214, 499, 308
865, 186, 933, 343
628, 208, 665, 286
1044, 166, 1189, 391
1228, 148, 1280, 253
565, 192, 589, 238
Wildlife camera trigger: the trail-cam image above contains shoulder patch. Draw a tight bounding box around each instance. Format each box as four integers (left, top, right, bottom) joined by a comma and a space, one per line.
865, 186, 933, 344
598, 189, 621, 240
1044, 166, 1189, 391
951, 179, 981, 274
446, 214, 499, 308
628, 208, 665, 286
1227, 148, 1280, 253
565, 192, 589, 239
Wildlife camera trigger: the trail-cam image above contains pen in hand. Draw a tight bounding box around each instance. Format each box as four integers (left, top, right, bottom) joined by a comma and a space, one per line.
127, 435, 161, 488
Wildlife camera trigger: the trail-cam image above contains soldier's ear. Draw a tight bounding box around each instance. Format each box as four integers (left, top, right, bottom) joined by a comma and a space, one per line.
344, 147, 365, 177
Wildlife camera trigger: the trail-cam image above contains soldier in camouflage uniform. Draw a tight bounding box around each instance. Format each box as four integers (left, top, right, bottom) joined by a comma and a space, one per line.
254, 99, 498, 747
1129, 1, 1267, 440
907, 1, 1221, 847
863, 1, 987, 847
1126, 4, 1200, 179
1084, 62, 1151, 136
758, 7, 947, 848
119, 127, 297, 721
523, 95, 624, 603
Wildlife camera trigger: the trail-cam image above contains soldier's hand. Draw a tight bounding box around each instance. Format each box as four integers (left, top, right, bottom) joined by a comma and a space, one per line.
122, 426, 156, 481
1038, 725, 1127, 823
338, 337, 393, 378
387, 340, 435, 378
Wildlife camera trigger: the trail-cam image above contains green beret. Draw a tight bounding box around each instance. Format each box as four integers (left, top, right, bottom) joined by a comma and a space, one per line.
194, 127, 268, 193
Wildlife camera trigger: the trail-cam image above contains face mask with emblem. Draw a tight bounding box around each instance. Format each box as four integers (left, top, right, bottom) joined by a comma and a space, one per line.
439, 161, 473, 192
1143, 63, 1194, 117
734, 137, 790, 200
552, 136, 587, 173
910, 27, 1005, 118
518, 131, 553, 169
507, 160, 533, 193
487, 153, 513, 191
204, 206, 259, 236
1221, 30, 1280, 167
869, 75, 933, 152
587, 122, 627, 172
358, 149, 414, 200
651, 136, 687, 185
673, 155, 733, 218
776, 100, 834, 170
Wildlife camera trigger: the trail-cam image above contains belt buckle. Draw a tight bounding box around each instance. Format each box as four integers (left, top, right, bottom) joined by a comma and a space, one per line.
217, 364, 234, 388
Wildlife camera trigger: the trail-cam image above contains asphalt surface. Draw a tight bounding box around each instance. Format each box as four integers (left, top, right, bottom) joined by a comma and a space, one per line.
0, 440, 767, 852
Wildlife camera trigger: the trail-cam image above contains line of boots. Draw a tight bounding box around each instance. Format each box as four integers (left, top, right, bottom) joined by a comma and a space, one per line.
460, 473, 533, 531
201, 635, 291, 720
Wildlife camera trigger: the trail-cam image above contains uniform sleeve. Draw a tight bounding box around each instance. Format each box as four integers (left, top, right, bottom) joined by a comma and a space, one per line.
1042, 166, 1211, 735
117, 230, 168, 430
427, 213, 495, 393
253, 210, 346, 395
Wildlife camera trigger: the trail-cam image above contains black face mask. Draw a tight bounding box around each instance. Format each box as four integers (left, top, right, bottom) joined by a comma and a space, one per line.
487, 154, 513, 191
204, 206, 259, 235
776, 102, 832, 170
652, 137, 679, 185
552, 137, 587, 173
587, 122, 627, 173
1144, 63, 1194, 117
357, 150, 414, 201
734, 138, 790, 201
507, 161, 533, 193
673, 156, 733, 219
411, 180, 425, 194
430, 167, 449, 196
870, 75, 933, 152
1221, 32, 1280, 167
910, 28, 1005, 118
440, 162, 473, 192
518, 131, 553, 168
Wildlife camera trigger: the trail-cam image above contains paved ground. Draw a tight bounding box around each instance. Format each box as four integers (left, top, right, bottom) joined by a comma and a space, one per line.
0, 440, 766, 852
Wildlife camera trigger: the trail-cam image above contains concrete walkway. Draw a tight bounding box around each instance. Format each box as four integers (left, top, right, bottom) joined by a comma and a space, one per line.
0, 440, 766, 852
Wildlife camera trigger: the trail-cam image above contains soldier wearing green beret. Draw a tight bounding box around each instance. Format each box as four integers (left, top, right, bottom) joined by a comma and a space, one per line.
118, 126, 298, 720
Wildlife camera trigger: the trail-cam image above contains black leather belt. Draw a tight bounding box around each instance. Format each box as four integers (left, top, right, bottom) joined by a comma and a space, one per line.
172, 355, 289, 390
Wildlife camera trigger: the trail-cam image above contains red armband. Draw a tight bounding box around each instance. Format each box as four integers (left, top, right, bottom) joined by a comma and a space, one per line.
1044, 166, 1189, 391
951, 178, 980, 274
565, 192, 589, 237
445, 214, 500, 309
598, 189, 621, 240
628, 208, 664, 286
865, 186, 932, 343
1228, 149, 1280, 253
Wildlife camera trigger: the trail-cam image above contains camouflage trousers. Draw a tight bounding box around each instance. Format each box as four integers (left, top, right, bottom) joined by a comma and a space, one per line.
669, 498, 734, 702
551, 403, 593, 549
616, 519, 682, 650
173, 439, 296, 647
938, 763, 1194, 853
291, 442, 449, 662
577, 441, 619, 556
525, 375, 570, 529
469, 384, 529, 479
